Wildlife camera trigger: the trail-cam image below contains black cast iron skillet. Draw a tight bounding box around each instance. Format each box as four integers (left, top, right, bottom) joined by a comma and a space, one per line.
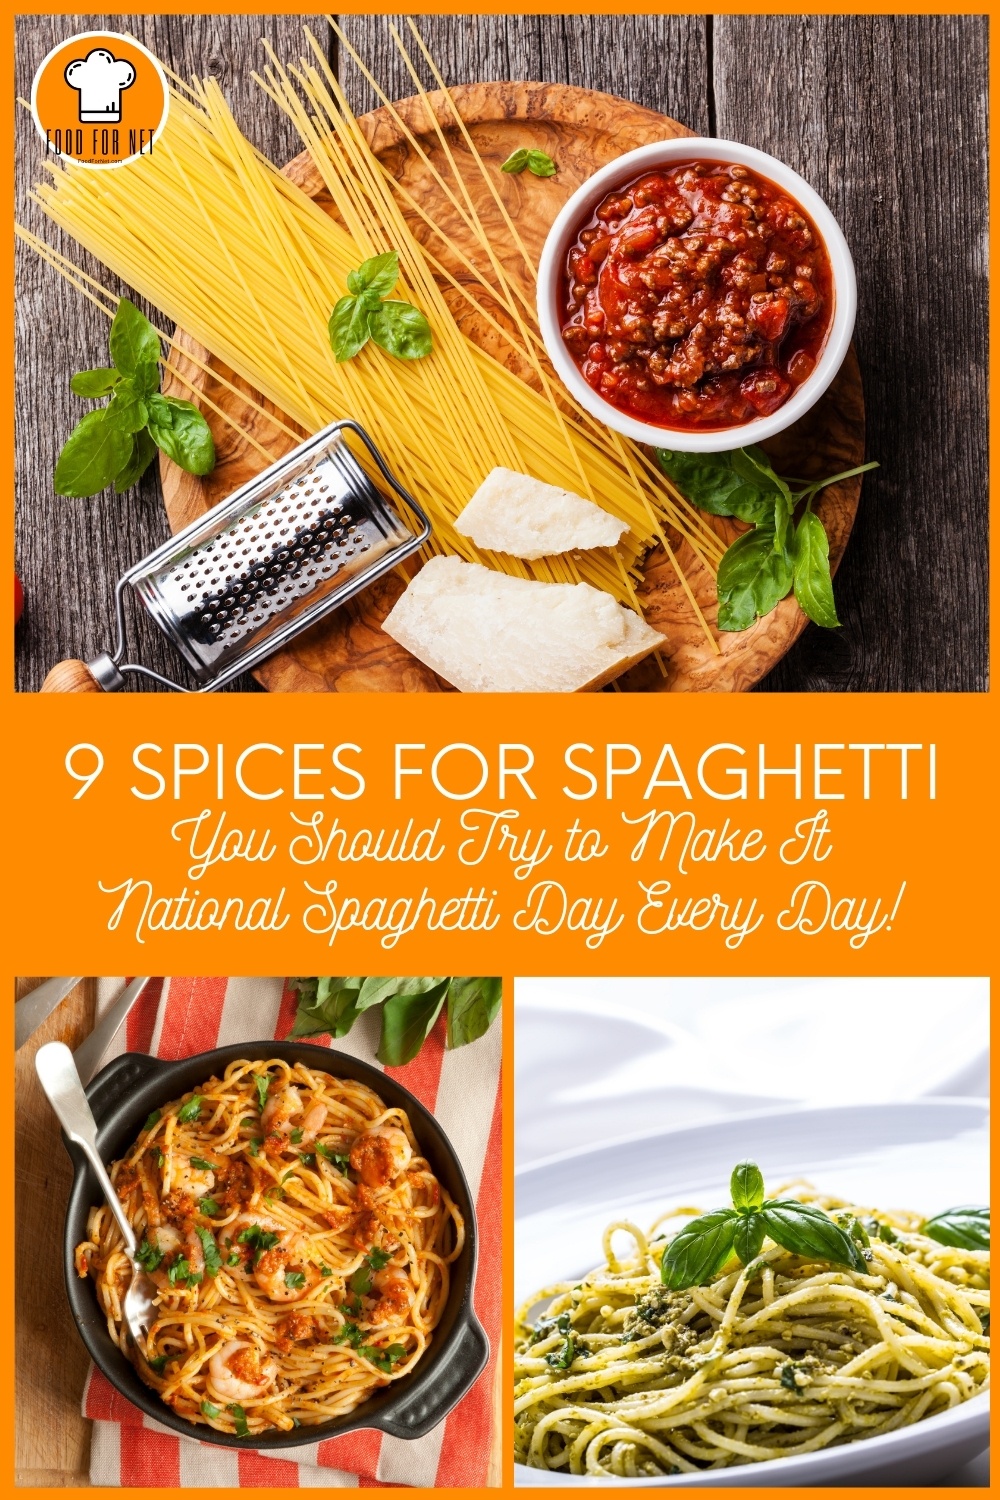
61, 1041, 489, 1449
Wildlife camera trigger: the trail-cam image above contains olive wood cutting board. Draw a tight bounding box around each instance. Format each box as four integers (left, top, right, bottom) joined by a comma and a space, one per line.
161, 81, 865, 693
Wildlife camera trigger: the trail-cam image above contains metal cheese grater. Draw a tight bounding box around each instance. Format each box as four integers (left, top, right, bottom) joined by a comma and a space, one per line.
47, 420, 431, 692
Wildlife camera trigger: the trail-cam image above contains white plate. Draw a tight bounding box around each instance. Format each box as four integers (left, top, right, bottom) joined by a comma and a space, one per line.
515, 1100, 989, 1487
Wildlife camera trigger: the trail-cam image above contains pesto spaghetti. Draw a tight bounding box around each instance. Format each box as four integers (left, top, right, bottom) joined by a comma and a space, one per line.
76, 1059, 462, 1437
514, 1180, 989, 1477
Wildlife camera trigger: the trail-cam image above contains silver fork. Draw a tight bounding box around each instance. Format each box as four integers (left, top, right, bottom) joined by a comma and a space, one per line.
35, 1041, 157, 1355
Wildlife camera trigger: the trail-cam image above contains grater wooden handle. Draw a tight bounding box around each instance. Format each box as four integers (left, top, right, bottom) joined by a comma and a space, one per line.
41, 659, 102, 693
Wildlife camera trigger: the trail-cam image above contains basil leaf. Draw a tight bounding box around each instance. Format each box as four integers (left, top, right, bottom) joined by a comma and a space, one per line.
143, 1110, 162, 1132
716, 525, 793, 632
107, 383, 149, 435
146, 394, 216, 476
147, 1355, 168, 1373
54, 408, 134, 498
330, 294, 373, 362
368, 301, 433, 361
201, 1399, 220, 1418
253, 1073, 270, 1113
446, 976, 502, 1049
130, 356, 161, 398
114, 427, 157, 493
288, 976, 364, 1039
500, 149, 530, 173
356, 976, 409, 1011
108, 296, 161, 377
731, 1161, 765, 1211
189, 1157, 213, 1171
657, 448, 777, 523
195, 1225, 222, 1277
347, 250, 400, 299
177, 1097, 203, 1124
526, 150, 557, 178
661, 1208, 739, 1290
922, 1206, 989, 1251
792, 509, 841, 628
545, 1335, 575, 1369
734, 1214, 766, 1265
760, 1200, 867, 1272
377, 979, 450, 1066
71, 367, 119, 397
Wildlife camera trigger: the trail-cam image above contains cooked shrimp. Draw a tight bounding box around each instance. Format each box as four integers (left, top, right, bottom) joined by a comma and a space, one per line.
173, 1156, 215, 1198
207, 1339, 278, 1402
350, 1125, 412, 1188
253, 1240, 321, 1302
368, 1264, 415, 1325
262, 1088, 328, 1146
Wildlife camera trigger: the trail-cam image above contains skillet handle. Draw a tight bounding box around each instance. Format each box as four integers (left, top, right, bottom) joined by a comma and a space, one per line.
376, 1312, 490, 1440
85, 1051, 167, 1129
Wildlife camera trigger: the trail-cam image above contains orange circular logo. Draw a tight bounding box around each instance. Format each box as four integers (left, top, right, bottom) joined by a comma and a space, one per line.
31, 30, 169, 169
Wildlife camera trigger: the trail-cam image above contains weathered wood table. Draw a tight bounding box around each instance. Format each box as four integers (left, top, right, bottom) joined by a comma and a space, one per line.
15, 14, 988, 691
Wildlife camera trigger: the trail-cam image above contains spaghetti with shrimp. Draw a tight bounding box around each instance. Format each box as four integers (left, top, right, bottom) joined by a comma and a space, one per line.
514, 1185, 989, 1477
75, 1058, 462, 1437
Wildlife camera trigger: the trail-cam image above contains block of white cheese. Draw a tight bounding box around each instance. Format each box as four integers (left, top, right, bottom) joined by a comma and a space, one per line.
454, 467, 629, 560
382, 556, 665, 692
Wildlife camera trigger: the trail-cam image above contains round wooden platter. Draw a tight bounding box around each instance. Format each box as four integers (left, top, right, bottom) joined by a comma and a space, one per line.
161, 81, 865, 694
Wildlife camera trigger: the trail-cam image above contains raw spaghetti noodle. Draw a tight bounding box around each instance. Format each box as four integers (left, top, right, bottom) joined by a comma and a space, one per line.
514, 1185, 989, 1476
75, 1058, 462, 1437
17, 21, 728, 661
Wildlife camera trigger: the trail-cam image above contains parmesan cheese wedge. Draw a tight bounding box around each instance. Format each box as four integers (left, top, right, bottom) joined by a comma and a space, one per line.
454, 467, 629, 559
383, 556, 665, 693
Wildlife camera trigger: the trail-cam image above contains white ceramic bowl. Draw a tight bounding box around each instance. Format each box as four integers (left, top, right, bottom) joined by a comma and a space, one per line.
515, 1100, 990, 1486
536, 138, 857, 454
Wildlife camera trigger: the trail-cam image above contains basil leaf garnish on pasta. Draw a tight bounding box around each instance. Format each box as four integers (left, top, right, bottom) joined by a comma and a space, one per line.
758, 1201, 867, 1273
923, 1205, 989, 1250
733, 1214, 766, 1266
253, 1074, 270, 1113
177, 1096, 203, 1124
661, 1208, 738, 1290
731, 1161, 765, 1211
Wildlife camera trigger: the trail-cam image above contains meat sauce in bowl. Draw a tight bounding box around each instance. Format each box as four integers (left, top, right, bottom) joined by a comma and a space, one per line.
560, 160, 834, 432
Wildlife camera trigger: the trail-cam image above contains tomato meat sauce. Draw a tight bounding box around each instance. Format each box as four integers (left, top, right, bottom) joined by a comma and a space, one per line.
560, 160, 834, 431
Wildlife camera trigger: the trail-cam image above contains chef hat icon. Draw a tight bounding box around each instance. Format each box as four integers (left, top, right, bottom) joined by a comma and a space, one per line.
65, 47, 136, 124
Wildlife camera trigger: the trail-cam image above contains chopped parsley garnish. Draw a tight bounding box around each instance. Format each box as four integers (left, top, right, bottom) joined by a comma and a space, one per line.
189, 1157, 213, 1171
350, 1246, 392, 1295
237, 1224, 281, 1266
248, 1139, 261, 1157
226, 1251, 241, 1267
316, 1142, 350, 1173
290, 1128, 303, 1144
299, 1153, 317, 1169
358, 1342, 407, 1374
320, 1263, 333, 1278
228, 1403, 250, 1437
253, 1074, 270, 1113
147, 1354, 168, 1373
201, 1399, 220, 1419
281, 1169, 296, 1183
177, 1097, 203, 1124
136, 1238, 164, 1273
284, 1270, 306, 1290
195, 1226, 222, 1278
143, 1109, 161, 1132
167, 1256, 202, 1287
155, 1149, 165, 1168
199, 1198, 219, 1216
264, 1185, 285, 1202
334, 1320, 364, 1348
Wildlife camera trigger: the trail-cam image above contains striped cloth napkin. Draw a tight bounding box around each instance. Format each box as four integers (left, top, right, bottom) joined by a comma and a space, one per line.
81, 977, 501, 1487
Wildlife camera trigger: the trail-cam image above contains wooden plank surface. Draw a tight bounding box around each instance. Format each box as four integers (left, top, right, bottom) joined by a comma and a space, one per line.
15, 977, 97, 1488
14, 14, 988, 691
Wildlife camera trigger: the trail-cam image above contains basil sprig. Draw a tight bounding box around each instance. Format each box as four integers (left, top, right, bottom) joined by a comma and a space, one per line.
657, 446, 878, 633
288, 975, 500, 1066
501, 148, 557, 178
660, 1161, 867, 1290
55, 297, 215, 497
922, 1206, 989, 1251
329, 251, 432, 363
